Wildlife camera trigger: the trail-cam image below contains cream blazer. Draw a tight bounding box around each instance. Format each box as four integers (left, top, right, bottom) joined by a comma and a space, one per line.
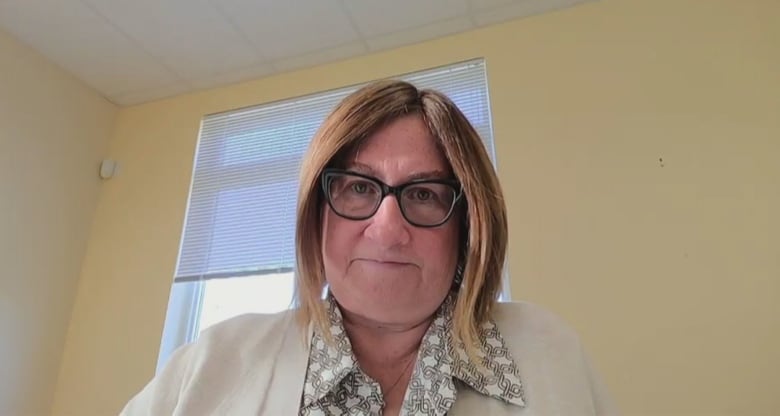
121, 302, 619, 415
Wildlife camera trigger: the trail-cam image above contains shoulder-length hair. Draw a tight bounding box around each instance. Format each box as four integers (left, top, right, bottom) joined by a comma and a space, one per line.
294, 79, 508, 354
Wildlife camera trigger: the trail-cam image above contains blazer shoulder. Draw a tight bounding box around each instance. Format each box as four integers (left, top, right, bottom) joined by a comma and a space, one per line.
198, 309, 297, 343
121, 309, 306, 415
492, 300, 582, 346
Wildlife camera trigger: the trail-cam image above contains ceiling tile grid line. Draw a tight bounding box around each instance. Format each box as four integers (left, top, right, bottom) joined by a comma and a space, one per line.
215, 0, 360, 62
79, 0, 267, 87
364, 16, 474, 52
337, 0, 371, 52
207, 0, 278, 73
465, 0, 479, 28
0, 0, 181, 97
341, 0, 470, 38
77, 0, 191, 96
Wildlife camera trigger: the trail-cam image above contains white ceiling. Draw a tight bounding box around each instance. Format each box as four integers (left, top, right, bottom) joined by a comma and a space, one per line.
0, 0, 591, 106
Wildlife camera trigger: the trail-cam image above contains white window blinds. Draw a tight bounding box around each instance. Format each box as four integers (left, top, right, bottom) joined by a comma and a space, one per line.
174, 59, 495, 283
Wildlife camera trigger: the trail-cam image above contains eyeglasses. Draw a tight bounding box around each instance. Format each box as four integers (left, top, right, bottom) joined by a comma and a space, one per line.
321, 168, 463, 227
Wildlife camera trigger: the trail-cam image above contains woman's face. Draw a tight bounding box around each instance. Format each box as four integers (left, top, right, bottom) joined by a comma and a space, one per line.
321, 114, 460, 327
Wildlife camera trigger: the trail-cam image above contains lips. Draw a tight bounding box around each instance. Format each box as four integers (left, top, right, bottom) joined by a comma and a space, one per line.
354, 258, 416, 268
372, 260, 409, 266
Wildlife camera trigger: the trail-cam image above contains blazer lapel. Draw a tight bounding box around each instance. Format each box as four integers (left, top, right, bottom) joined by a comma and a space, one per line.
257, 316, 312, 415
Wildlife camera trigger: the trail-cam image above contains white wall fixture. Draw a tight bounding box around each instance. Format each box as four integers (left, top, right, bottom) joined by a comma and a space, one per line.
99, 159, 117, 179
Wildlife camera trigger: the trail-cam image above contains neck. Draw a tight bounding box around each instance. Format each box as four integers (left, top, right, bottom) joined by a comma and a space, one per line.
339, 309, 437, 413
341, 310, 432, 367
342, 310, 433, 386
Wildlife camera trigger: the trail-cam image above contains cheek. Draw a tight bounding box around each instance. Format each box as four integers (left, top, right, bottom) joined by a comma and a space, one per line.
322, 209, 358, 275
422, 223, 461, 280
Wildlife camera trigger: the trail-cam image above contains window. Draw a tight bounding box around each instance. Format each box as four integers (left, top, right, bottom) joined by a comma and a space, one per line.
156, 59, 508, 372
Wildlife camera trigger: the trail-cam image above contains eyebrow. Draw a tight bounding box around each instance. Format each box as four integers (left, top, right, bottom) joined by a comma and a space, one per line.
347, 162, 451, 182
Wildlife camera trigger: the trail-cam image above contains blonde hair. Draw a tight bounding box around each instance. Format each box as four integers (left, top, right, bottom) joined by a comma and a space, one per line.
294, 80, 508, 354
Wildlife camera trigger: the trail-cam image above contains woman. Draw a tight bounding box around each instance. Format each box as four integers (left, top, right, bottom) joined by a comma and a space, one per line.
122, 80, 617, 415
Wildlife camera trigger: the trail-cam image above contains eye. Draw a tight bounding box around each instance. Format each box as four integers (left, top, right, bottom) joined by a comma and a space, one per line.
415, 189, 432, 200
406, 187, 435, 201
352, 182, 367, 193
348, 180, 376, 195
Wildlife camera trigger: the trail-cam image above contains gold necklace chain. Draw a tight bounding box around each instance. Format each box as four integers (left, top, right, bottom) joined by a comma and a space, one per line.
383, 355, 416, 397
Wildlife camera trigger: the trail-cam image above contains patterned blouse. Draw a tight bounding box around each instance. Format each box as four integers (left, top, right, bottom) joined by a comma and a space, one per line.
299, 294, 526, 415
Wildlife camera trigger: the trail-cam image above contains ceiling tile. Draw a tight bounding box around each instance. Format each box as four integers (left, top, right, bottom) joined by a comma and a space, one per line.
0, 0, 180, 96
273, 41, 366, 73
110, 81, 193, 106
473, 0, 592, 27
215, 0, 359, 60
0, 0, 592, 105
468, 0, 515, 12
343, 0, 469, 37
0, 25, 32, 61
366, 17, 473, 51
83, 0, 263, 83
188, 63, 276, 90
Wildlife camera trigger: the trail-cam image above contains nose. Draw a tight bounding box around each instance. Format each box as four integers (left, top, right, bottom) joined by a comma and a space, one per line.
363, 195, 411, 246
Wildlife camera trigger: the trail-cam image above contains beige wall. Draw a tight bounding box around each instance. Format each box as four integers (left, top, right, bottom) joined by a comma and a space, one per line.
51, 0, 779, 415
0, 30, 117, 416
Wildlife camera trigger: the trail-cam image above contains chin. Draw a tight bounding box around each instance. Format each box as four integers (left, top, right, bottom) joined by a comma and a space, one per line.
361, 292, 443, 323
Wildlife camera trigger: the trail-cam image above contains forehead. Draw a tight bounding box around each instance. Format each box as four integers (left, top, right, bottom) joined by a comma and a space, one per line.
345, 115, 451, 181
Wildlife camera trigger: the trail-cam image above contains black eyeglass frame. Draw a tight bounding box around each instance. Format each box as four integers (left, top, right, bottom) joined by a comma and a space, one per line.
320, 168, 464, 228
